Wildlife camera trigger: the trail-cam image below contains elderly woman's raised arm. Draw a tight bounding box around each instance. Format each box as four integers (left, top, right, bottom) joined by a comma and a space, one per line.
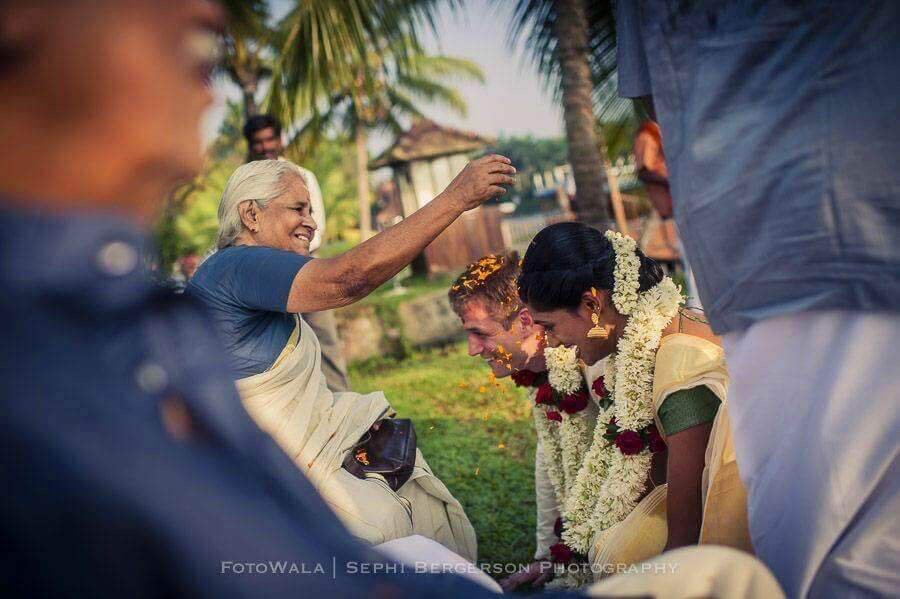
285, 155, 515, 314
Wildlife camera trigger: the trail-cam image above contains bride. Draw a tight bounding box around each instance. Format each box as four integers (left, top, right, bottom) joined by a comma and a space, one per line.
517, 222, 751, 586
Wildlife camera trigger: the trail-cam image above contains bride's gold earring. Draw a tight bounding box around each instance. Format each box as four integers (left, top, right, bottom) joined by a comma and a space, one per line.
587, 312, 608, 339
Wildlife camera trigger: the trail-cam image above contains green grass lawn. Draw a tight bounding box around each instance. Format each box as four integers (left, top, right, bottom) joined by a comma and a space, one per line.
349, 341, 538, 569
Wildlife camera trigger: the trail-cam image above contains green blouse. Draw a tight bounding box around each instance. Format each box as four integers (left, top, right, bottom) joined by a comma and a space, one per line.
657, 385, 721, 436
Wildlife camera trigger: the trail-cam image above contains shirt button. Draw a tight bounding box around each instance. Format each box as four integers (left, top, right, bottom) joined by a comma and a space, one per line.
97, 241, 138, 276
160, 395, 195, 441
136, 362, 169, 394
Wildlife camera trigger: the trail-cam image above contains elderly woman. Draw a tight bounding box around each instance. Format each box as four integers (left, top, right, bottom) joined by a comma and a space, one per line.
187, 156, 514, 560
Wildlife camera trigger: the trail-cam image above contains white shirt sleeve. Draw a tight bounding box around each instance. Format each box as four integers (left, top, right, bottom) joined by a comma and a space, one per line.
298, 167, 326, 253
534, 437, 561, 560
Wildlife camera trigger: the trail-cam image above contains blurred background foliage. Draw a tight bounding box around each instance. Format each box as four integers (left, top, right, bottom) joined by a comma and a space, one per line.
156, 0, 631, 272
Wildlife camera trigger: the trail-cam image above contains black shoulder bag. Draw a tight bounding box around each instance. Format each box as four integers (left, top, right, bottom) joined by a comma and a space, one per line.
341, 418, 417, 492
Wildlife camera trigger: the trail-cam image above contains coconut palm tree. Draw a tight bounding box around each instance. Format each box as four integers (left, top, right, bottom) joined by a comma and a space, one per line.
219, 0, 453, 119
218, 0, 272, 119
274, 41, 484, 241
507, 0, 622, 228
268, 0, 453, 119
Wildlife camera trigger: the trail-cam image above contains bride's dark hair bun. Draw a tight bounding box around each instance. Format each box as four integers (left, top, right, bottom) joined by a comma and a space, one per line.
517, 222, 663, 312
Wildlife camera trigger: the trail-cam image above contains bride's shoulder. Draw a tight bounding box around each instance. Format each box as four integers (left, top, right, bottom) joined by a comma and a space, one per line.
654, 332, 726, 387
661, 309, 721, 345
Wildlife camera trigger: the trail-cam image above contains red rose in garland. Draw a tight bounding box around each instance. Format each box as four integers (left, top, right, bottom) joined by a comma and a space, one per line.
591, 376, 607, 398
546, 410, 562, 422
559, 391, 589, 414
646, 424, 667, 454
549, 542, 573, 564
535, 383, 554, 405
614, 430, 644, 455
553, 517, 564, 538
511, 369, 537, 387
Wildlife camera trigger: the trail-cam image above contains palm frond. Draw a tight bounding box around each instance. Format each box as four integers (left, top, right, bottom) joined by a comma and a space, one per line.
395, 74, 470, 116
505, 0, 628, 122
270, 0, 450, 123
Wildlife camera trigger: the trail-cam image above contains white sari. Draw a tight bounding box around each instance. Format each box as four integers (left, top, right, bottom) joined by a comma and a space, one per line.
235, 316, 477, 561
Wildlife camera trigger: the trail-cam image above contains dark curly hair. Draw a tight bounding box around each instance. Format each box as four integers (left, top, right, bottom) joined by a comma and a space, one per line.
517, 222, 664, 312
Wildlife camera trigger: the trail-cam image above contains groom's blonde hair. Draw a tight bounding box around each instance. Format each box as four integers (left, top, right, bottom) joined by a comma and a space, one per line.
449, 252, 522, 328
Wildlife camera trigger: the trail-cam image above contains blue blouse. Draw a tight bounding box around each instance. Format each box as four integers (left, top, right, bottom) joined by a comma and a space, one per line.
187, 245, 312, 378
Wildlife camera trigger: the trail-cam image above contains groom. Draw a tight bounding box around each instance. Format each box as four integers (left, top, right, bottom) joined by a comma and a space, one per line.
448, 254, 558, 591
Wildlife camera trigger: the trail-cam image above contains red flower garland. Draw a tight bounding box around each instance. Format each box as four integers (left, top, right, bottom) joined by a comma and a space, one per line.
603, 416, 668, 455
535, 383, 554, 405
613, 430, 644, 455
559, 391, 589, 414
521, 371, 605, 417
646, 424, 667, 454
511, 369, 538, 387
549, 542, 573, 564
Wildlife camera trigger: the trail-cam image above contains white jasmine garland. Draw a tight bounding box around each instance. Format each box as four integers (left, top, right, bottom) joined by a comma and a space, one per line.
558, 399, 615, 550
544, 345, 583, 394
532, 402, 567, 503
534, 345, 596, 508
605, 231, 641, 315
559, 410, 592, 491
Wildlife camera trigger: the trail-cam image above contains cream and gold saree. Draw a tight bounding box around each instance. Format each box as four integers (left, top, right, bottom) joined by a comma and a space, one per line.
234, 316, 477, 561
589, 333, 752, 578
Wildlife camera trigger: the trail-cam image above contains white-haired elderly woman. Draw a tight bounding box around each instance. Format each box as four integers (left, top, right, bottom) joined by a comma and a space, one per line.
187, 156, 515, 561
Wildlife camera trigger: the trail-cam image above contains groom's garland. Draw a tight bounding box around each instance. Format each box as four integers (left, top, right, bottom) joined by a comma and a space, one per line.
529, 346, 593, 507
516, 231, 683, 588
514, 359, 596, 588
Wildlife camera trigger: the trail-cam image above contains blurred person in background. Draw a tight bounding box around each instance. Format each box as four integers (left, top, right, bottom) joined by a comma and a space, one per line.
243, 114, 350, 392
618, 2, 900, 595
0, 1, 501, 595
633, 121, 701, 309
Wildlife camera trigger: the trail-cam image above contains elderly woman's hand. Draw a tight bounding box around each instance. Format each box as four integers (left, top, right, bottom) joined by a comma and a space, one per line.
439, 154, 516, 212
284, 154, 516, 314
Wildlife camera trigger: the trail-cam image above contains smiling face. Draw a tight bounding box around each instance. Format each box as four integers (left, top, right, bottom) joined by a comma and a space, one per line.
250, 173, 317, 255
458, 299, 546, 378
248, 126, 283, 161
527, 289, 620, 366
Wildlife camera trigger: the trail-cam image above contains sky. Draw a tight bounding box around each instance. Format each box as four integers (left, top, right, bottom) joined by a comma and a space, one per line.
200, 0, 564, 149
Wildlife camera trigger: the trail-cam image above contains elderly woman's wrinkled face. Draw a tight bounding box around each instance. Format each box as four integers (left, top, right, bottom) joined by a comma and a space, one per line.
254, 173, 317, 255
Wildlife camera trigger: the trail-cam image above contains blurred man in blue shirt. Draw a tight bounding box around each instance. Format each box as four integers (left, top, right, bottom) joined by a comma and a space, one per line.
0, 1, 494, 596
617, 2, 900, 596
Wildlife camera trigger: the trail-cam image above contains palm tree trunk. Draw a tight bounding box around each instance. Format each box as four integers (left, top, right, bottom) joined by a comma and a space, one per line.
599, 137, 630, 237
553, 0, 611, 228
355, 127, 373, 241
242, 86, 258, 119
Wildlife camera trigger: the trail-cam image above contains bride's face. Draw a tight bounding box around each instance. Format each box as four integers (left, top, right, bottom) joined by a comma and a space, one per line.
528, 293, 618, 366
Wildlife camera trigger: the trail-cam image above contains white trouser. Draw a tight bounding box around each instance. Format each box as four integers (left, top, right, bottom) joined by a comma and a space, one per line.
722, 311, 900, 597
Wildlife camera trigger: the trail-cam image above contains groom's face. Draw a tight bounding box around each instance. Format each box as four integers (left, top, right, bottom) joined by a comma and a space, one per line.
458, 299, 545, 378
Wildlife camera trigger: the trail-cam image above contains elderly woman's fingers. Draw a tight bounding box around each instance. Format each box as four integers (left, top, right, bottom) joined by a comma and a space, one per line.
488, 162, 517, 175
491, 174, 517, 186
481, 153, 511, 164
